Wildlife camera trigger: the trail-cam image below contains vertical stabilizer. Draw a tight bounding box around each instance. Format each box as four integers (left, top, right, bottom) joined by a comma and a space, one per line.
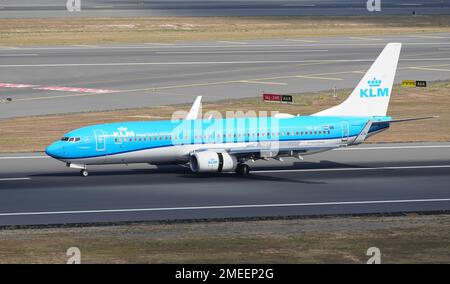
313, 43, 401, 117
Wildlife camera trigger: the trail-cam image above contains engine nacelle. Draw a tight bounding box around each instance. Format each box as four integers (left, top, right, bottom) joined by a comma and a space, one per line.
190, 151, 238, 173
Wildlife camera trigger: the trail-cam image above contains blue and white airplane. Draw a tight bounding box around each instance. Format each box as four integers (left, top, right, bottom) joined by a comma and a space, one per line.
46, 43, 431, 176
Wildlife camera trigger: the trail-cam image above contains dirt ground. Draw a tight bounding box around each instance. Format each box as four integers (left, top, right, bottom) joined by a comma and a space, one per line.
1, 16, 450, 46
0, 213, 448, 264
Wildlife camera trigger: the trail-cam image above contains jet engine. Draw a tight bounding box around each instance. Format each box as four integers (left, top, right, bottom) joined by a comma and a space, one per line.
190, 151, 238, 173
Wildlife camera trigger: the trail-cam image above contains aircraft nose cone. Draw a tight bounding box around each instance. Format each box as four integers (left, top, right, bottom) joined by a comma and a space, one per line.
45, 142, 64, 159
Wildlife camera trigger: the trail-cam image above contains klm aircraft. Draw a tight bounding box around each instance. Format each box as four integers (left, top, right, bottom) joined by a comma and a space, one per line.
46, 43, 431, 176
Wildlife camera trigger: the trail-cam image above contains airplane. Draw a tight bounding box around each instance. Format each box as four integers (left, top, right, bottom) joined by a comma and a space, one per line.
46, 42, 433, 177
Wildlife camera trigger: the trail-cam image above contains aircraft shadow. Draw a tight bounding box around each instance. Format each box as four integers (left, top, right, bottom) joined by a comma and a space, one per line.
29, 160, 368, 185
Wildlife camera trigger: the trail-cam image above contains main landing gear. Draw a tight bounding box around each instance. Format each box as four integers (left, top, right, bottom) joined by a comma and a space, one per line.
80, 169, 89, 177
235, 164, 250, 175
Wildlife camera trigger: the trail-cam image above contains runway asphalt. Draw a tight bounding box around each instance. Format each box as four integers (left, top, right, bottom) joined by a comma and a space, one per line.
0, 142, 449, 226
2, 33, 450, 118
1, 0, 448, 18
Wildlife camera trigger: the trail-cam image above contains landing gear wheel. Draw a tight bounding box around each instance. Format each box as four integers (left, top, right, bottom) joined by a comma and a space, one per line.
80, 169, 89, 177
236, 164, 250, 175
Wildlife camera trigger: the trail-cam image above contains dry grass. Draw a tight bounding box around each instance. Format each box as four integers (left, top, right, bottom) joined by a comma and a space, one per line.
0, 214, 449, 263
1, 81, 449, 153
1, 16, 450, 46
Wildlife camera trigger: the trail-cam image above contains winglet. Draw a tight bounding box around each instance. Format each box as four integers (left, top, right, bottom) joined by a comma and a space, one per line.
185, 96, 202, 120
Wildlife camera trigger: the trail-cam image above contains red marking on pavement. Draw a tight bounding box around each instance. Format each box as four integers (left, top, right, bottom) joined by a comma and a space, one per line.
34, 86, 116, 94
1, 82, 116, 94
0, 83, 37, 88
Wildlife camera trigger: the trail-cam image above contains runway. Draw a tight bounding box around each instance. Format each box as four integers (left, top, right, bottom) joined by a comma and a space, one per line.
2, 33, 450, 118
0, 142, 449, 226
1, 0, 449, 18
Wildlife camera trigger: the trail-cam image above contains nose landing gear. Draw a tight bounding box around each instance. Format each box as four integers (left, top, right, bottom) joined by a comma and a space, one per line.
80, 169, 89, 177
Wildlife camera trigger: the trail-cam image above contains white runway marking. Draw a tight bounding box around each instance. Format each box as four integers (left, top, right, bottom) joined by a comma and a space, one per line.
254, 165, 450, 174
349, 37, 382, 41
0, 198, 449, 217
335, 145, 450, 150
239, 80, 287, 85
217, 41, 248, 45
3, 42, 450, 51
2, 58, 450, 68
0, 156, 49, 160
0, 54, 38, 57
144, 43, 176, 46
411, 35, 445, 39
285, 39, 318, 43
0, 178, 30, 181
155, 49, 328, 54
0, 145, 448, 160
296, 75, 343, 81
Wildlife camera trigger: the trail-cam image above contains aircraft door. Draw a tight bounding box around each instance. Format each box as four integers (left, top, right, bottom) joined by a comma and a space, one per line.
94, 129, 106, 152
340, 121, 349, 143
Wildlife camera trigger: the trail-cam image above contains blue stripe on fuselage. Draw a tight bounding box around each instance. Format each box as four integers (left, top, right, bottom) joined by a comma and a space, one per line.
49, 116, 391, 160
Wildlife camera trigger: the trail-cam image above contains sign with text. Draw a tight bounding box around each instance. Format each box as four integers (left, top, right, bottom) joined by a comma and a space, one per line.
281, 95, 293, 103
263, 94, 293, 103
402, 80, 427, 88
263, 93, 281, 102
415, 80, 427, 87
401, 80, 416, 87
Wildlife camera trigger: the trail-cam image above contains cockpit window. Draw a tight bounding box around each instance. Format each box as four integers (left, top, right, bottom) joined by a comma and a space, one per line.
60, 136, 81, 142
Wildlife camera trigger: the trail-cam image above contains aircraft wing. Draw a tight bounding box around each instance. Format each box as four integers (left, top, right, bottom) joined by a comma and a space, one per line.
193, 143, 340, 158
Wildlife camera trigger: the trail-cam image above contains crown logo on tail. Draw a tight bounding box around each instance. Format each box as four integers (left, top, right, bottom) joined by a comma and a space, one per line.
368, 77, 382, 87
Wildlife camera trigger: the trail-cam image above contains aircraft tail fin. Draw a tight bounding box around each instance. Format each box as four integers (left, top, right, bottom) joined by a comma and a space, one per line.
313, 43, 402, 117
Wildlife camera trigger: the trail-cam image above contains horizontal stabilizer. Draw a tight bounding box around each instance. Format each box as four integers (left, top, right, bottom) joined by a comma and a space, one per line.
373, 116, 437, 125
